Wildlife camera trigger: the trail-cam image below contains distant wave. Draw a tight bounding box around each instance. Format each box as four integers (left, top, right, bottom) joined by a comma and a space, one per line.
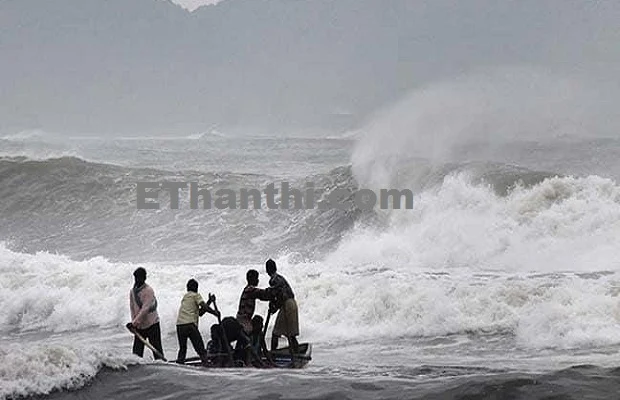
0, 129, 52, 141
108, 131, 229, 141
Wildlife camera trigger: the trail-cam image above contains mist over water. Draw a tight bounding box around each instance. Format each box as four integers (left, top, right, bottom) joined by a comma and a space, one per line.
352, 68, 620, 190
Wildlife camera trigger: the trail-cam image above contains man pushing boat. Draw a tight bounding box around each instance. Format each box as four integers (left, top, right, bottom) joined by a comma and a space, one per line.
175, 278, 220, 365
236, 269, 272, 334
265, 259, 300, 364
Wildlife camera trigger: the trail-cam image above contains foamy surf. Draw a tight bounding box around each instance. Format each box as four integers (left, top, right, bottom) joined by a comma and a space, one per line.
0, 341, 139, 399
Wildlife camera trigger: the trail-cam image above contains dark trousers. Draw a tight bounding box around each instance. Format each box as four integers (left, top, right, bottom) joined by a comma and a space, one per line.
132, 322, 165, 360
176, 323, 207, 363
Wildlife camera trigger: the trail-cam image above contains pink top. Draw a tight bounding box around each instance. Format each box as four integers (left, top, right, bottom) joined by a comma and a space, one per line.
129, 283, 160, 329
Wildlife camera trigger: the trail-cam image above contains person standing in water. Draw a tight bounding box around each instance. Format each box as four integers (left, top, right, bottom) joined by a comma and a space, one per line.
127, 267, 165, 360
176, 278, 220, 364
265, 259, 299, 358
236, 269, 272, 335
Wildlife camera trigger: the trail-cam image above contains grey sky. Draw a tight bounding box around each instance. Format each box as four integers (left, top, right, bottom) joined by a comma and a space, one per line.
1, 0, 618, 136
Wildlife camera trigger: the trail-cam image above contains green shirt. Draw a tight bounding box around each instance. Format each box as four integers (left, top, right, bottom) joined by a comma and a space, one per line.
176, 292, 205, 326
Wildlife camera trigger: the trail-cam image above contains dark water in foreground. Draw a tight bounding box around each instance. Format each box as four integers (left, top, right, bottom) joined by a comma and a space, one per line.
37, 363, 620, 400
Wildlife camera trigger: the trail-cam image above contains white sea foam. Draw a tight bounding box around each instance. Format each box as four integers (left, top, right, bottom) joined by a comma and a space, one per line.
0, 341, 138, 399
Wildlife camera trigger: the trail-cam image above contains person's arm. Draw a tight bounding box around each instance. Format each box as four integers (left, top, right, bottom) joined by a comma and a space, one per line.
248, 287, 273, 302
268, 300, 280, 314
129, 290, 138, 319
257, 288, 273, 302
266, 287, 281, 313
199, 301, 220, 318
128, 290, 138, 330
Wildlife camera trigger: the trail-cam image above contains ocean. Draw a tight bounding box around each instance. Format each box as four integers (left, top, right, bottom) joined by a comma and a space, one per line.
2, 128, 620, 399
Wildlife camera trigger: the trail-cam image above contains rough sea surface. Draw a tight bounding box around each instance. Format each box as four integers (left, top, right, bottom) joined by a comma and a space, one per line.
2, 128, 620, 400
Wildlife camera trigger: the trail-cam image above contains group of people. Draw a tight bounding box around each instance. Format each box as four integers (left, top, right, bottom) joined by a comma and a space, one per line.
126, 259, 300, 367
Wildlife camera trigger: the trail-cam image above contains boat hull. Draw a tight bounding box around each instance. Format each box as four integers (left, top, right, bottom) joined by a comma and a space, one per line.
178, 342, 313, 369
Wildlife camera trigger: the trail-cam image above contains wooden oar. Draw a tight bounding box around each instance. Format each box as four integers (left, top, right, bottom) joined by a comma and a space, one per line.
273, 353, 312, 361
263, 309, 272, 337
126, 323, 167, 362
212, 299, 234, 367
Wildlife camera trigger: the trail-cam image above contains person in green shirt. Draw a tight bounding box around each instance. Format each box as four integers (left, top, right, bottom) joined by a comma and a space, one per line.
176, 278, 219, 365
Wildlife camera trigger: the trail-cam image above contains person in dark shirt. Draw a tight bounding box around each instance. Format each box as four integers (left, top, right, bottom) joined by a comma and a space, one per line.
236, 269, 272, 334
209, 315, 267, 367
209, 316, 251, 366
265, 259, 300, 360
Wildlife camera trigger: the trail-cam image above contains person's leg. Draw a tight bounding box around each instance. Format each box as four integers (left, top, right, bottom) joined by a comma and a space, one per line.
288, 299, 300, 341
209, 324, 224, 366
289, 335, 299, 354
222, 318, 241, 352
212, 323, 233, 366
287, 335, 300, 366
146, 322, 165, 360
176, 325, 189, 363
271, 309, 284, 351
224, 318, 244, 365
132, 332, 145, 357
270, 335, 280, 352
236, 331, 254, 367
281, 299, 300, 365
187, 324, 208, 362
233, 340, 244, 363
285, 335, 295, 365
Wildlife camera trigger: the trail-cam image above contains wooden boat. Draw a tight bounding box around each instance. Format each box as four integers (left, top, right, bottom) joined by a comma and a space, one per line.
180, 342, 313, 369
127, 317, 312, 369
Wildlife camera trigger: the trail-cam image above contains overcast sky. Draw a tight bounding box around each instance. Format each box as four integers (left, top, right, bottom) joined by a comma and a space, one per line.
2, 0, 619, 135
173, 0, 220, 11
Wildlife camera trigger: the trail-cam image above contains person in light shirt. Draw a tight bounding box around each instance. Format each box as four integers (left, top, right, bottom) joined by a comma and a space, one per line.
127, 267, 164, 360
175, 278, 220, 364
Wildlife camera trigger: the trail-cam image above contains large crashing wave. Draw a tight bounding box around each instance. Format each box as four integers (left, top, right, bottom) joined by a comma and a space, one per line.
1, 152, 619, 266
0, 156, 374, 264
341, 67, 620, 274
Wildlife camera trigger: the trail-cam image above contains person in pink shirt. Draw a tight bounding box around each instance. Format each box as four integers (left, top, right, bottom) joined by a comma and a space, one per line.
127, 267, 165, 360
